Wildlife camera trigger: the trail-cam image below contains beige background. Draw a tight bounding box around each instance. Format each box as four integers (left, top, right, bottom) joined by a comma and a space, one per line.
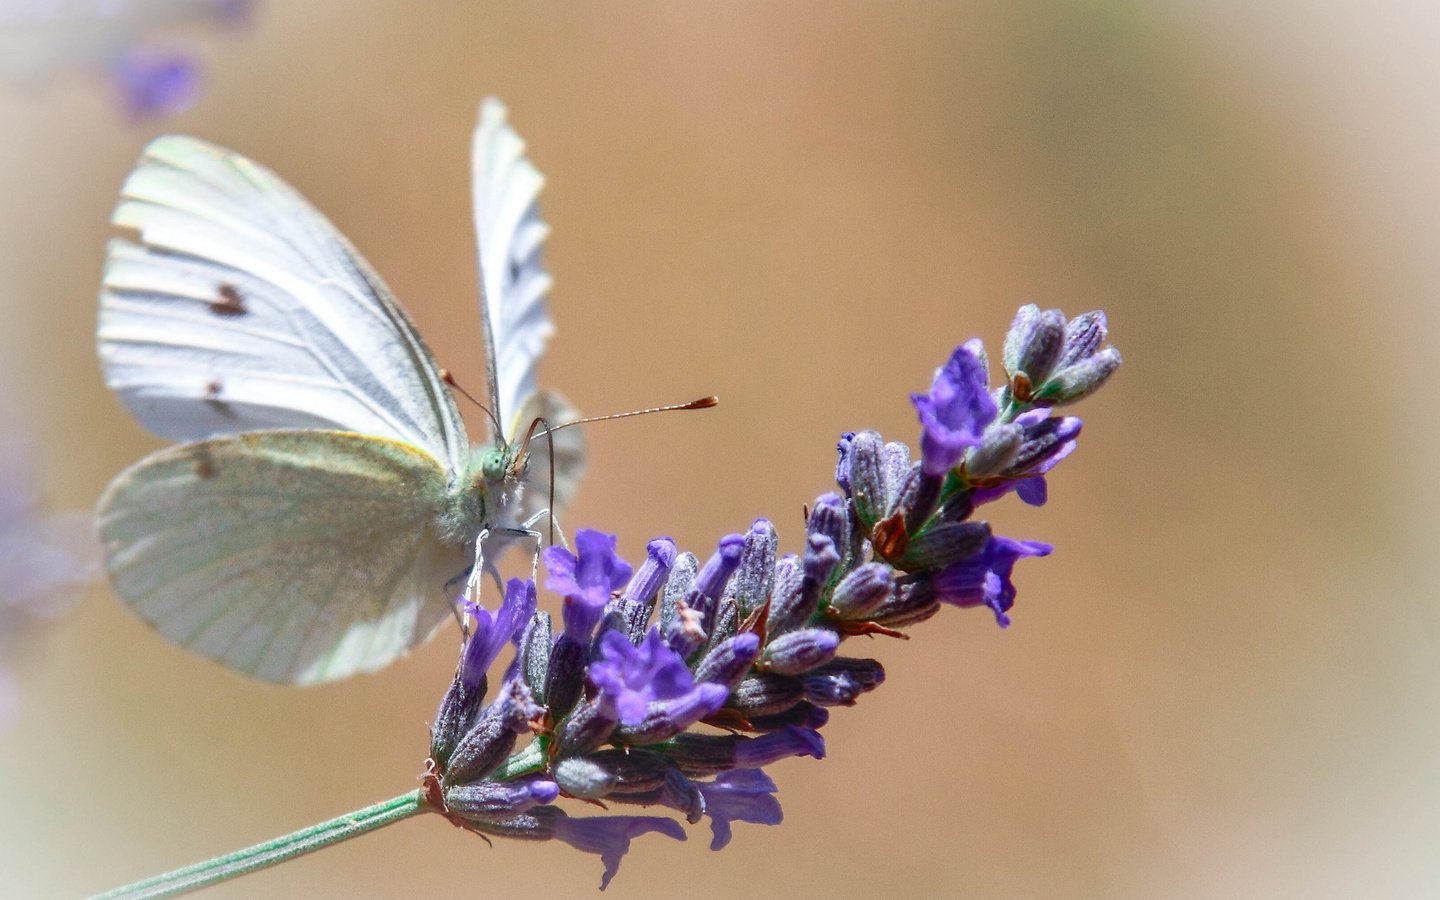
2, 2, 1437, 897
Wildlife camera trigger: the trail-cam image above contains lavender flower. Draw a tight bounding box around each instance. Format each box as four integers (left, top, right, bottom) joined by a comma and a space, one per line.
691, 769, 783, 851
463, 577, 536, 690
591, 628, 699, 726
545, 529, 633, 644
910, 342, 997, 476
417, 306, 1119, 889
549, 814, 688, 891
930, 535, 1054, 627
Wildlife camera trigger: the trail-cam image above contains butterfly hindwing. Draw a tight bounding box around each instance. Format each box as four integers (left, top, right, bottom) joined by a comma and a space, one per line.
99, 135, 469, 474
97, 431, 467, 684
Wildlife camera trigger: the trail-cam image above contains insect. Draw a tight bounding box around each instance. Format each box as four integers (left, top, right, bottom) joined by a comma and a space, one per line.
95, 98, 585, 685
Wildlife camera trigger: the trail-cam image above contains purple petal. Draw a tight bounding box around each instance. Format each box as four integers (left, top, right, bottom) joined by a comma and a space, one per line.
542, 545, 579, 596
1015, 477, 1048, 506
459, 578, 536, 691
591, 627, 701, 727
551, 814, 687, 890
932, 536, 1052, 625
696, 768, 783, 851
911, 344, 998, 476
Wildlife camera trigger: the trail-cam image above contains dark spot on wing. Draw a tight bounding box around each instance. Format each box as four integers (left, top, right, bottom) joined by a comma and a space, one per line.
210, 284, 247, 317
203, 379, 236, 418
190, 445, 217, 480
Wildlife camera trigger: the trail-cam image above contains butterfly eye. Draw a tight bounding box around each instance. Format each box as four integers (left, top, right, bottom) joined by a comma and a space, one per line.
480, 446, 509, 481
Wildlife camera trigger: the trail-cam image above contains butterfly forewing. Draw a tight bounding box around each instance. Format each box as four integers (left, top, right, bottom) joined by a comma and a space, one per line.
98, 431, 467, 684
99, 135, 468, 475
472, 98, 556, 444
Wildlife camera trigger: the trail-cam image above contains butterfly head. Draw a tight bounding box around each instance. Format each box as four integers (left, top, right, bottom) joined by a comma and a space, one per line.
478, 445, 512, 483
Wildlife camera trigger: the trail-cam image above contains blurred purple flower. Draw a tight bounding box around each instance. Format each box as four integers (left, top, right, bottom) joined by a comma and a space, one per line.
111, 46, 202, 119
0, 0, 256, 120
0, 407, 98, 727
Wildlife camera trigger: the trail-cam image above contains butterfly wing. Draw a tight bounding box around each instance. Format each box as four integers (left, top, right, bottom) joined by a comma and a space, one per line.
471, 98, 555, 444
97, 431, 466, 684
99, 135, 468, 475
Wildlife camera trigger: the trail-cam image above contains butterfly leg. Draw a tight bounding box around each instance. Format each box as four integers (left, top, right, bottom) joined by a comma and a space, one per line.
520, 508, 570, 550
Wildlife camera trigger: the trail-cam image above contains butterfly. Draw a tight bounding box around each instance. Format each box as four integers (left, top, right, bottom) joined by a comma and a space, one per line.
95, 98, 585, 685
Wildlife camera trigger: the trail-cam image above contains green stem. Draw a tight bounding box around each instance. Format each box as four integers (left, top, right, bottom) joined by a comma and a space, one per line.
91, 790, 428, 899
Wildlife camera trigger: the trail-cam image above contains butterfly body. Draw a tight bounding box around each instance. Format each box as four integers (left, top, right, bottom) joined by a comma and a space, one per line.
96, 99, 585, 684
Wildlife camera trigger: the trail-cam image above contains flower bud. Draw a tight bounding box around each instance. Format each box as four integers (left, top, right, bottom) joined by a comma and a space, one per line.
515, 610, 551, 702
692, 632, 762, 690
543, 634, 588, 722
657, 551, 698, 638
555, 697, 620, 757
725, 518, 778, 618
868, 577, 941, 628
554, 758, 618, 800
816, 656, 886, 690
1033, 347, 1121, 407
1056, 309, 1107, 369
827, 562, 895, 619
685, 534, 745, 630
446, 680, 541, 785
446, 778, 559, 821
1009, 415, 1082, 475
894, 465, 943, 534
965, 421, 1024, 479
835, 431, 856, 493
581, 748, 675, 793
725, 672, 805, 717
899, 520, 991, 572
617, 538, 677, 642
846, 431, 889, 528
804, 658, 885, 706
770, 535, 836, 634
747, 701, 830, 732
806, 493, 849, 560
430, 668, 474, 769
802, 671, 862, 706
762, 626, 841, 675
882, 441, 912, 496
705, 598, 739, 649
1002, 304, 1066, 396
662, 726, 825, 776
733, 726, 826, 767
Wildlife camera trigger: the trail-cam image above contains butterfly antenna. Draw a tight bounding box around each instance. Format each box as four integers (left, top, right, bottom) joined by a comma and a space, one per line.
506, 396, 718, 534
547, 395, 719, 433
441, 368, 504, 440
507, 395, 718, 474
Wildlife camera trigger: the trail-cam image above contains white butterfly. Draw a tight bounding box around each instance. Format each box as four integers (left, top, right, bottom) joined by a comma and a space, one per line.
95, 98, 585, 685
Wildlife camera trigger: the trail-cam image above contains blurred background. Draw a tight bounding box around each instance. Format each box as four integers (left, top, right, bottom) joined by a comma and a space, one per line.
1, 1, 1435, 896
